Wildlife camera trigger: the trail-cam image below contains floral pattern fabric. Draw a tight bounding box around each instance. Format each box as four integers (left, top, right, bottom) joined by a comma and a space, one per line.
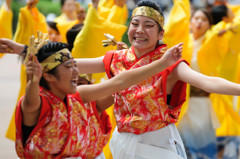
15, 88, 111, 159
104, 45, 188, 134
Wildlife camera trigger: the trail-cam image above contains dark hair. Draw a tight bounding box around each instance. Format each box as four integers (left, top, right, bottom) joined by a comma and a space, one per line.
136, 0, 164, 31
37, 42, 69, 89
192, 9, 214, 26
47, 21, 59, 33
66, 23, 84, 52
211, 4, 228, 25
60, 0, 65, 7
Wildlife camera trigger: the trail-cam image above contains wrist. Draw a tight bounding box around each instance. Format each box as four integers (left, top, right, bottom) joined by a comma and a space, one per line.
19, 45, 28, 54
19, 45, 28, 61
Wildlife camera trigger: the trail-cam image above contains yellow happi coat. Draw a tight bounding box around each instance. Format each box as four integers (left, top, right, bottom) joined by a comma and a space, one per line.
0, 3, 13, 58
56, 20, 79, 43
205, 13, 240, 136
71, 0, 127, 84
5, 6, 47, 140
164, 0, 240, 135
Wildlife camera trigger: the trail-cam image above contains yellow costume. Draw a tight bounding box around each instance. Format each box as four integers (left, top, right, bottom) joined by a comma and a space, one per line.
71, 0, 127, 84
56, 20, 79, 43
164, 0, 240, 137
0, 3, 13, 58
54, 13, 76, 24
163, 0, 240, 157
5, 6, 47, 140
207, 13, 240, 136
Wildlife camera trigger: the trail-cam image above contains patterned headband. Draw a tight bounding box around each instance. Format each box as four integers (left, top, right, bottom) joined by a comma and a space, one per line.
132, 6, 164, 29
41, 48, 72, 73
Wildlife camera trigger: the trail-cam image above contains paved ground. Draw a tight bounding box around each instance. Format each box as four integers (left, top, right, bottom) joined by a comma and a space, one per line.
0, 54, 20, 158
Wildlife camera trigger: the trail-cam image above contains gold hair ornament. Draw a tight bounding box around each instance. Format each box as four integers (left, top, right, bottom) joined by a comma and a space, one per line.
132, 6, 164, 29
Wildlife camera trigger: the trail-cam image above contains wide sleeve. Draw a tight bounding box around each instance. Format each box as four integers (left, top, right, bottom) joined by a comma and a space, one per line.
0, 4, 13, 58
163, 0, 191, 60
71, 5, 127, 83
0, 4, 12, 39
14, 6, 47, 44
57, 20, 79, 43
210, 14, 240, 136
71, 5, 127, 59
98, 0, 128, 25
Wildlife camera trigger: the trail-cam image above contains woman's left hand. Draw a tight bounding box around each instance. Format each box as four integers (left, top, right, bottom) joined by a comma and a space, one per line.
162, 43, 183, 67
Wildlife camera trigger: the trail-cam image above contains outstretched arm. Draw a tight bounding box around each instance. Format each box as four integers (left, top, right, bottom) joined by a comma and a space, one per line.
21, 54, 42, 126
175, 62, 240, 95
75, 56, 105, 74
75, 41, 128, 74
78, 43, 183, 106
0, 38, 25, 54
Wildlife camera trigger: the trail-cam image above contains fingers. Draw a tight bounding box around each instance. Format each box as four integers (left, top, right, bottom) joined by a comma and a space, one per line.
172, 43, 183, 59
0, 44, 13, 53
26, 56, 41, 77
117, 42, 128, 50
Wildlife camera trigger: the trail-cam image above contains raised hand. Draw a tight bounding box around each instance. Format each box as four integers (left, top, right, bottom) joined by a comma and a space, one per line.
25, 54, 42, 83
161, 43, 183, 67
92, 0, 99, 10
5, 0, 12, 11
116, 42, 128, 50
114, 0, 127, 7
26, 0, 39, 10
0, 38, 25, 54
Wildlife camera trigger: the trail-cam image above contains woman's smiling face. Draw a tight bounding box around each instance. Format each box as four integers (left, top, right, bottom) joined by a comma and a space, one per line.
128, 15, 164, 56
49, 58, 79, 98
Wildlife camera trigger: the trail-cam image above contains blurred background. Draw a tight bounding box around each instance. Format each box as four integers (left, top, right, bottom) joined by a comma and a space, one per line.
0, 0, 240, 158
0, 0, 239, 43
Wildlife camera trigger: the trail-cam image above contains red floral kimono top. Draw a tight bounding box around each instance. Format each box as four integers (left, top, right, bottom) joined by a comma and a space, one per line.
103, 45, 188, 134
15, 88, 111, 159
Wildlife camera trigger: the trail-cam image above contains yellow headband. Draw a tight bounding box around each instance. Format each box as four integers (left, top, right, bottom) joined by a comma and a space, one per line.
132, 6, 164, 29
41, 48, 72, 73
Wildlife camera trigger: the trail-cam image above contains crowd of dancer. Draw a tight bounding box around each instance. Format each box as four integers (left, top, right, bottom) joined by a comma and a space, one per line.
0, 0, 240, 158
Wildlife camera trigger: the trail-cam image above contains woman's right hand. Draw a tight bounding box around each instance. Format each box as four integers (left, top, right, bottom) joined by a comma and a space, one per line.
0, 38, 25, 54
26, 54, 42, 83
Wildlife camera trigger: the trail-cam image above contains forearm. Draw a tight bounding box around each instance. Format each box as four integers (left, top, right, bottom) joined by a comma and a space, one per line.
79, 57, 169, 104
75, 56, 105, 74
0, 38, 26, 54
203, 77, 240, 95
113, 58, 168, 91
22, 81, 41, 113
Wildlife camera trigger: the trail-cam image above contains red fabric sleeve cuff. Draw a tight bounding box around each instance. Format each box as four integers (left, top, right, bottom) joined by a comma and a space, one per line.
161, 59, 189, 108
103, 50, 115, 79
